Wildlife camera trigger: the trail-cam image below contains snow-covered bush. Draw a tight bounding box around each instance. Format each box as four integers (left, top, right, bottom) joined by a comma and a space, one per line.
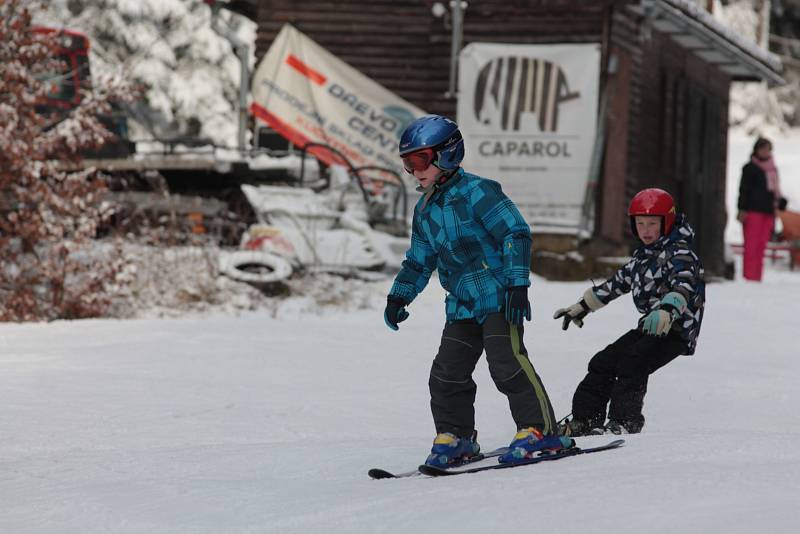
0, 0, 135, 321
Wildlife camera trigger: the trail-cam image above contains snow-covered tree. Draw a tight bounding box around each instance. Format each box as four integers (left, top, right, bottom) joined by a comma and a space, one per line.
40, 0, 256, 147
717, 0, 800, 132
769, 0, 800, 126
0, 0, 134, 321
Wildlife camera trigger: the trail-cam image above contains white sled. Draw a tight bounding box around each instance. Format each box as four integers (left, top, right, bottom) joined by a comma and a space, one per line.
219, 167, 407, 283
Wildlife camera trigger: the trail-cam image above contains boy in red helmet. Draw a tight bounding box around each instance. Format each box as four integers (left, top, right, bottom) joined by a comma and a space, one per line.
554, 188, 705, 435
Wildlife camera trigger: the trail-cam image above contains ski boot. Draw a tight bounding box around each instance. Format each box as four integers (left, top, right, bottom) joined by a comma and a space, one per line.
605, 419, 643, 435
424, 431, 481, 467
559, 417, 605, 437
498, 427, 574, 463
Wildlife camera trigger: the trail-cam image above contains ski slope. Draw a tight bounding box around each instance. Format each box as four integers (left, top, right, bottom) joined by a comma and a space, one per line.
2, 265, 799, 533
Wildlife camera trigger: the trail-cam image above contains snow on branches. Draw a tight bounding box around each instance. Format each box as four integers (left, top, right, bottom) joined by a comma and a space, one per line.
41, 0, 256, 147
0, 0, 135, 321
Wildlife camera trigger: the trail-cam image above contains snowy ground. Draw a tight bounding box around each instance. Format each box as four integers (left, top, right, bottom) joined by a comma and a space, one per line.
2, 254, 799, 533
2, 121, 798, 532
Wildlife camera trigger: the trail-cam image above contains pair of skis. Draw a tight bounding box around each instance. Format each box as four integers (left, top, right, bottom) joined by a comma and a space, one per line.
368, 439, 624, 479
368, 445, 511, 479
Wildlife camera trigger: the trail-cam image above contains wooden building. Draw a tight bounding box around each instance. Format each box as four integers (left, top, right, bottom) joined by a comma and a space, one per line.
248, 0, 783, 278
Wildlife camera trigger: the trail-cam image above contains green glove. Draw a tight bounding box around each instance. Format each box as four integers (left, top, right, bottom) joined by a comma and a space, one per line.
642, 292, 687, 336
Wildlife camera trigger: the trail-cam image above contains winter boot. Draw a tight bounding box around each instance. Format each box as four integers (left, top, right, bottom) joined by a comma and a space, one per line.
498, 427, 574, 463
606, 419, 643, 435
559, 417, 605, 437
424, 431, 481, 467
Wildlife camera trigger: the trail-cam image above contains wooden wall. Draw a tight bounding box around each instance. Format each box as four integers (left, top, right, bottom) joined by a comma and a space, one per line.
596, 4, 730, 274
632, 19, 731, 275
254, 0, 608, 117
253, 0, 732, 275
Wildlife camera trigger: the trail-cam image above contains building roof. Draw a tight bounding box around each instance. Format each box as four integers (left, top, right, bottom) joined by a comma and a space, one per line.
205, 0, 257, 21
631, 0, 784, 85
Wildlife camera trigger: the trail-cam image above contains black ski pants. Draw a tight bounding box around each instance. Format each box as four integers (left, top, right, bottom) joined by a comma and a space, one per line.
571, 329, 686, 431
429, 312, 557, 438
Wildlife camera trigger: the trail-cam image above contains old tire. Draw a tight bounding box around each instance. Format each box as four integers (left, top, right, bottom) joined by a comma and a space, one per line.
219, 250, 292, 284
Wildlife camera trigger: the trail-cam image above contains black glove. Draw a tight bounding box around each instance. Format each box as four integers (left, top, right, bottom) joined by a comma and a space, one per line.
384, 296, 409, 331
778, 197, 788, 211
504, 286, 531, 325
553, 299, 591, 330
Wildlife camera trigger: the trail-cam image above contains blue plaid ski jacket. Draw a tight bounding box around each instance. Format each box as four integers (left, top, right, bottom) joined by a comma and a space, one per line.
389, 169, 532, 323
591, 214, 705, 355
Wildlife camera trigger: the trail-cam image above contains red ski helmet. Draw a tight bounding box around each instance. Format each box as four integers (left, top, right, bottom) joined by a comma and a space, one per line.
628, 188, 677, 238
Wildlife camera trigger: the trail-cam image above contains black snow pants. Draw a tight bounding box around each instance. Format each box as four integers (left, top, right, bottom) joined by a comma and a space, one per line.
571, 329, 686, 432
429, 312, 557, 438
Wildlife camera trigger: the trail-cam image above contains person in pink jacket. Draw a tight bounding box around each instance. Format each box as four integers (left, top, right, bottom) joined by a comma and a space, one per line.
737, 137, 788, 281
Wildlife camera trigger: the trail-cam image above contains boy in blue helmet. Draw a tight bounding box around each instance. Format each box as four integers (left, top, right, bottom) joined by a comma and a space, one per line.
554, 188, 705, 436
383, 115, 571, 466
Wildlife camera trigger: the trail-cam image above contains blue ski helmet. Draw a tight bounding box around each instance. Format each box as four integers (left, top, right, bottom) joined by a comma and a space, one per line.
399, 115, 465, 171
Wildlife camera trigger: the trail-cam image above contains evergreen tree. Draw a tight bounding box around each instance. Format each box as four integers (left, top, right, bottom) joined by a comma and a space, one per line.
42, 0, 255, 146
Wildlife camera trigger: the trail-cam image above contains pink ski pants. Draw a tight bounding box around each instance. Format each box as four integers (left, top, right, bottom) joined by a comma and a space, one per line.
742, 211, 774, 281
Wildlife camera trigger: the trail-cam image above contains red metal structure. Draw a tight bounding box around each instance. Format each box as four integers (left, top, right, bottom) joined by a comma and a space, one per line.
31, 26, 91, 110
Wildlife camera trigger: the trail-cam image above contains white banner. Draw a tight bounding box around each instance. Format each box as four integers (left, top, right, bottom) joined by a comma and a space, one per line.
251, 24, 426, 185
458, 43, 600, 232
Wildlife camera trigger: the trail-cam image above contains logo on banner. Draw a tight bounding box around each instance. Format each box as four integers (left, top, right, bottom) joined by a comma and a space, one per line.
473, 57, 580, 132
383, 106, 417, 140
251, 25, 426, 180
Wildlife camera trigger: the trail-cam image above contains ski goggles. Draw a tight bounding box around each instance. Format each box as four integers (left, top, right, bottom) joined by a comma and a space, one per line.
401, 148, 436, 173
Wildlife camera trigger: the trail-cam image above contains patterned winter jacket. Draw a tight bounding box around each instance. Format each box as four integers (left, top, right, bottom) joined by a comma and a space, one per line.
389, 168, 532, 323
591, 214, 705, 355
